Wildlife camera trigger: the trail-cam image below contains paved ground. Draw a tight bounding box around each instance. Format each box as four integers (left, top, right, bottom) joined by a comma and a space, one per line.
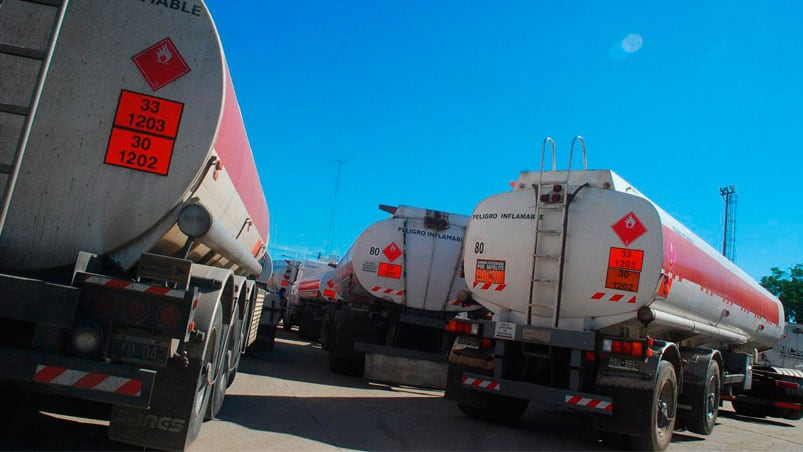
2, 329, 803, 450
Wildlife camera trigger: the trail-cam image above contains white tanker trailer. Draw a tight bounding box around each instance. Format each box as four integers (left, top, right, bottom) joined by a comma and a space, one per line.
0, 1, 269, 449
291, 266, 337, 339
324, 205, 485, 388
445, 138, 802, 450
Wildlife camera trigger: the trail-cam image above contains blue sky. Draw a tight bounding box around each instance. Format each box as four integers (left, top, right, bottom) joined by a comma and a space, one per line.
205, 0, 802, 281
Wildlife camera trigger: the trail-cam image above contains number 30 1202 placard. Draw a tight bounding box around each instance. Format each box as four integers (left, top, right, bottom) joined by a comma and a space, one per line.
104, 90, 184, 176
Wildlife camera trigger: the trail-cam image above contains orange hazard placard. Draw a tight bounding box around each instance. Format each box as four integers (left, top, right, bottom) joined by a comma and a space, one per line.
605, 268, 641, 293
104, 128, 175, 176
608, 247, 644, 271
377, 262, 402, 279
113, 91, 184, 138
106, 90, 184, 176
475, 259, 506, 284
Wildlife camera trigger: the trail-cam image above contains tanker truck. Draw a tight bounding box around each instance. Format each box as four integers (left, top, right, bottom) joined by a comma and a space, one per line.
324, 205, 486, 388
281, 259, 331, 333
0, 1, 269, 449
445, 137, 803, 450
293, 266, 337, 339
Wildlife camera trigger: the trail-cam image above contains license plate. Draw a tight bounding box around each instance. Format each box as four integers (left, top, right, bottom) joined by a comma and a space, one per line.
456, 335, 480, 349
110, 334, 169, 366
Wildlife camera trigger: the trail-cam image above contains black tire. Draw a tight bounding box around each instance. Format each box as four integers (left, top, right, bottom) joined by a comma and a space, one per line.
327, 306, 363, 376
784, 409, 803, 420
686, 360, 721, 435
632, 361, 677, 451
456, 394, 528, 423
227, 304, 244, 388
320, 307, 332, 350
732, 400, 768, 418
205, 306, 227, 420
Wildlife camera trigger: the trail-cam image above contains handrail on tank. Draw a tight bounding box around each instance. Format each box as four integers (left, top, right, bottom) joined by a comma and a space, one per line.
565, 135, 587, 182
538, 137, 556, 185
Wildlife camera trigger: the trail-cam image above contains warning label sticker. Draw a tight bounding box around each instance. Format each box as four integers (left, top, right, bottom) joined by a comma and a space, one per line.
377, 262, 402, 279
605, 268, 641, 293
132, 37, 191, 92
604, 247, 644, 293
475, 259, 506, 284
104, 90, 184, 176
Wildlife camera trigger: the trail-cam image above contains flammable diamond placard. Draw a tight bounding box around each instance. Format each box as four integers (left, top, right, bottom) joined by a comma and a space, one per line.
611, 211, 647, 246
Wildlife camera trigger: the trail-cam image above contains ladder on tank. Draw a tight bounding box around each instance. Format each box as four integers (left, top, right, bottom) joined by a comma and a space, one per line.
526, 136, 587, 328
0, 0, 70, 236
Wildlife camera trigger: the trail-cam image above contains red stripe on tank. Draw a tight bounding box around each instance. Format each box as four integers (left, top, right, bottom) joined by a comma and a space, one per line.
214, 69, 270, 243
662, 226, 780, 325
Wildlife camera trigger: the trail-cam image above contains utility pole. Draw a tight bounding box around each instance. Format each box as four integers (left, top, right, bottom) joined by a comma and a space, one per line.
720, 185, 737, 262
325, 157, 345, 258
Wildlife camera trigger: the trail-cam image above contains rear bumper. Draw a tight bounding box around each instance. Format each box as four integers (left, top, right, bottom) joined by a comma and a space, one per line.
0, 348, 156, 408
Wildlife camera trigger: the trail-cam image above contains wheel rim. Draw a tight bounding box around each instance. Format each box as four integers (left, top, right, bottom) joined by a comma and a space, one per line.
706, 375, 720, 422
656, 378, 676, 437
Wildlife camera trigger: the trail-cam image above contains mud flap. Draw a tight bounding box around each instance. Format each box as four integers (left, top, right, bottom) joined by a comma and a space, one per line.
108, 358, 206, 450
361, 343, 447, 389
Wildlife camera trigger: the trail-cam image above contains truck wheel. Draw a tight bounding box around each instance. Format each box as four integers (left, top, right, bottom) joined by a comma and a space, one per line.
784, 409, 803, 420
320, 307, 332, 350
632, 360, 677, 451
457, 394, 528, 423
686, 360, 720, 435
732, 400, 767, 418
206, 307, 228, 420
227, 304, 244, 388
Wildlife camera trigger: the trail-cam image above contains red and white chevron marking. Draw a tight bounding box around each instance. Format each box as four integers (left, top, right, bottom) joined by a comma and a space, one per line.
590, 292, 636, 303
565, 394, 613, 412
82, 274, 184, 299
461, 376, 500, 391
472, 282, 507, 291
371, 286, 404, 297
34, 365, 143, 396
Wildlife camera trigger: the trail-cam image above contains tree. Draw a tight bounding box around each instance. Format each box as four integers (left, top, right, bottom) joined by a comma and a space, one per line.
760, 264, 803, 322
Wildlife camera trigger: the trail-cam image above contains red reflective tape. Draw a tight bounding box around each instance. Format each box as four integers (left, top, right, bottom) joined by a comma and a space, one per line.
609, 294, 624, 302
461, 376, 469, 384
371, 286, 381, 292
384, 288, 394, 294
486, 382, 499, 390
567, 395, 582, 405
627, 296, 637, 303
115, 379, 143, 396
481, 283, 492, 290
587, 399, 601, 408
604, 403, 613, 411
146, 286, 172, 296
471, 379, 484, 387
396, 290, 404, 296
591, 292, 605, 300
495, 285, 506, 291
34, 366, 66, 383
106, 279, 130, 290
73, 372, 108, 390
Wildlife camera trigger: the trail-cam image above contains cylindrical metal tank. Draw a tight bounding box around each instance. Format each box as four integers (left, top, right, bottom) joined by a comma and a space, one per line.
333, 205, 480, 313
464, 170, 783, 351
0, 0, 268, 274
288, 261, 332, 307
297, 268, 336, 303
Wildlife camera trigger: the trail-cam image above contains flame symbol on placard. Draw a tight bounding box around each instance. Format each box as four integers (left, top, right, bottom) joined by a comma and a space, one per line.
624, 214, 636, 229
155, 44, 173, 64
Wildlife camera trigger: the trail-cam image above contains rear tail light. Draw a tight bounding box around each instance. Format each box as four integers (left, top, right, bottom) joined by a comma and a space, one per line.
585, 351, 597, 361
777, 380, 800, 391
125, 300, 149, 322
92, 292, 115, 316
480, 338, 494, 349
602, 338, 652, 357
159, 304, 182, 328
446, 319, 481, 336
